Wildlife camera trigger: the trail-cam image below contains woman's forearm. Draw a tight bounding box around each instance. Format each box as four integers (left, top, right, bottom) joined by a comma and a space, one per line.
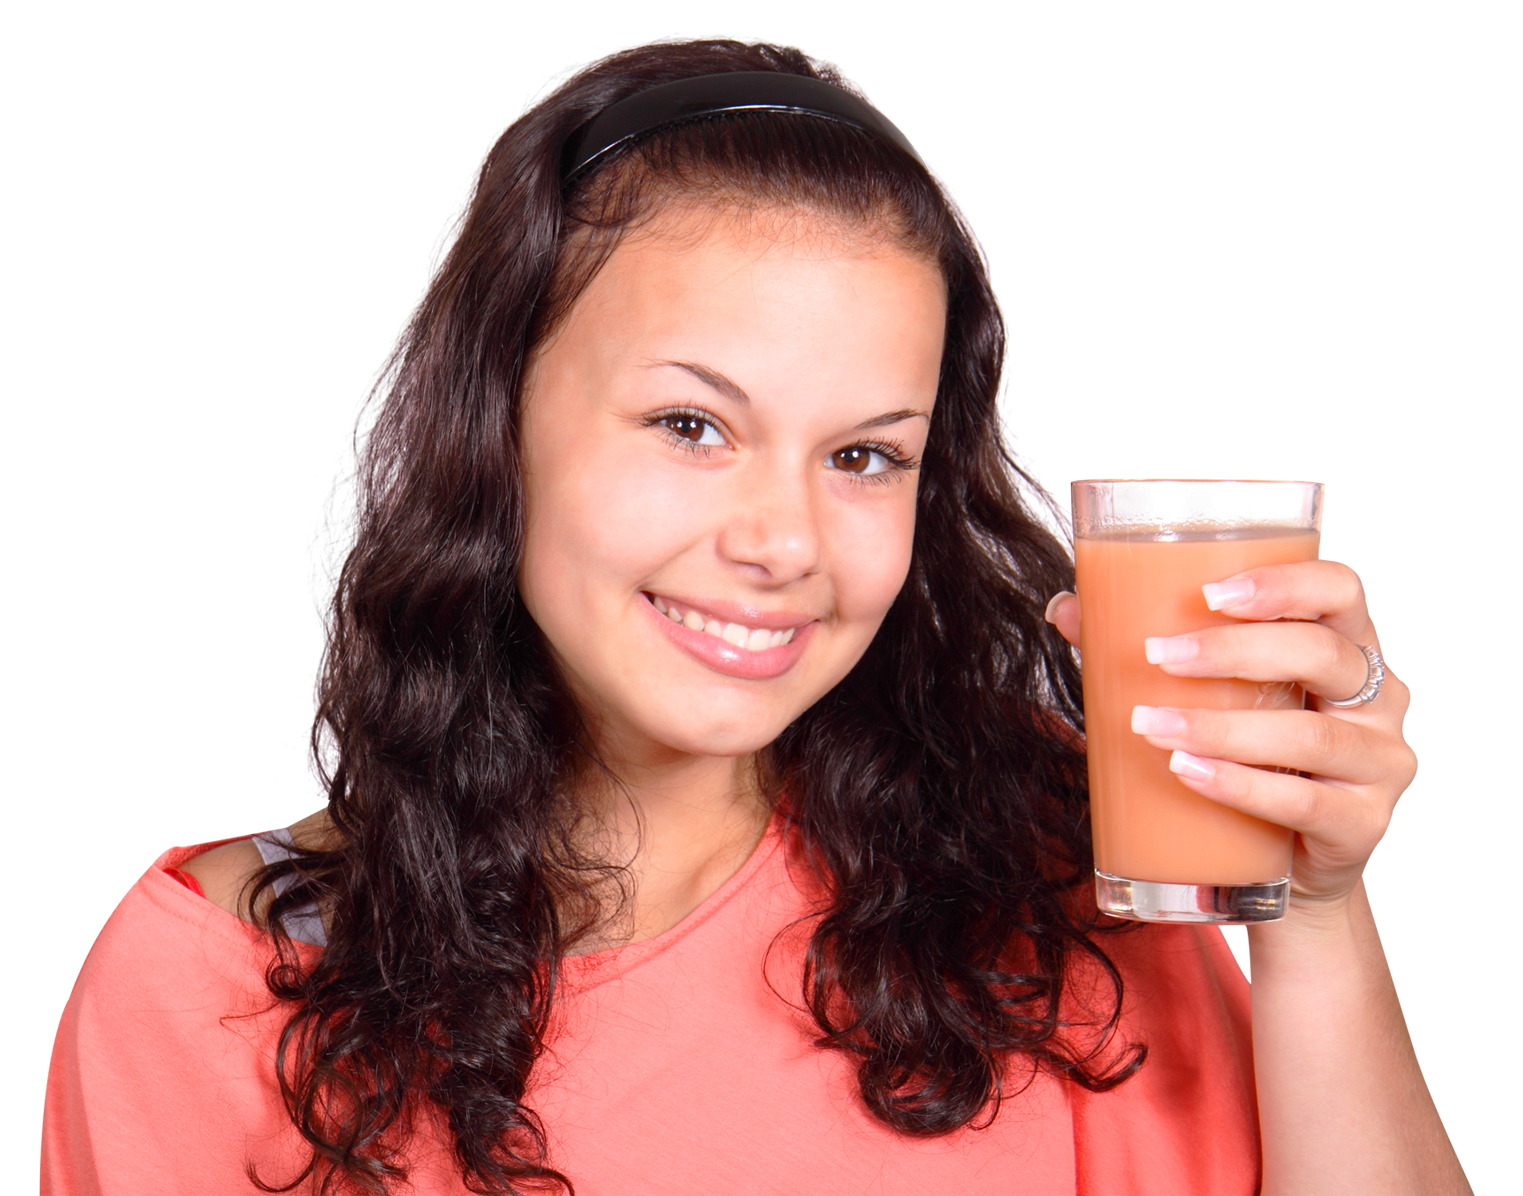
1248, 881, 1469, 1194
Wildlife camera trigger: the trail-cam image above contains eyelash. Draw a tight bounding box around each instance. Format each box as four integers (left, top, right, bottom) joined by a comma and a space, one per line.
642, 407, 920, 485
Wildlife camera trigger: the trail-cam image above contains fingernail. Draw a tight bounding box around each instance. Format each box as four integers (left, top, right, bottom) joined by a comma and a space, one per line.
1132, 705, 1188, 737
1043, 591, 1074, 625
1169, 750, 1216, 780
1203, 577, 1256, 611
1145, 635, 1199, 665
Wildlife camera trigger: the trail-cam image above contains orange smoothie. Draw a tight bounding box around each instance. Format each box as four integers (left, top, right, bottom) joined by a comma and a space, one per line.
1075, 528, 1319, 885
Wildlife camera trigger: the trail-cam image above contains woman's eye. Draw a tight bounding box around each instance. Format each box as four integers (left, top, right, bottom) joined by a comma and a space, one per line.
826, 442, 918, 483
661, 413, 726, 447
828, 445, 891, 475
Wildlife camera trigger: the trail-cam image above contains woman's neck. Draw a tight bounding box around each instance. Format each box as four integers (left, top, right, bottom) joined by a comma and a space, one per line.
560, 752, 773, 956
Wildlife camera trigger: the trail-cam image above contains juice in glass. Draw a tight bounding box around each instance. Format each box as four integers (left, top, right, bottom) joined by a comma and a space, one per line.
1072, 480, 1323, 923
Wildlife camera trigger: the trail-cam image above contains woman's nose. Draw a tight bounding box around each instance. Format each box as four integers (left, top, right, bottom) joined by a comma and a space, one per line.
714, 461, 822, 583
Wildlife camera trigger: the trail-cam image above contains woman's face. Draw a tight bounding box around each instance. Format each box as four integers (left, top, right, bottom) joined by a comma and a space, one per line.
518, 203, 946, 766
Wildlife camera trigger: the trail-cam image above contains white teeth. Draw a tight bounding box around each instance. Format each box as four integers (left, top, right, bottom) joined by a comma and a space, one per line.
651, 595, 801, 654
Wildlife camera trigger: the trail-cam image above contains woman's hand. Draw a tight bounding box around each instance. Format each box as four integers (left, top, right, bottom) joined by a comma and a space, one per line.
1044, 560, 1418, 915
1050, 565, 1469, 1193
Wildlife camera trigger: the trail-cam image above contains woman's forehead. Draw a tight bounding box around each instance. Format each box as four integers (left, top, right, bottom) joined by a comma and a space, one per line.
577, 202, 945, 328
577, 210, 939, 354
621, 198, 930, 261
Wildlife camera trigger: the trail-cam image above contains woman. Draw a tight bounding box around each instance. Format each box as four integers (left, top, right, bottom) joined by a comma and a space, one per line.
43, 38, 1467, 1195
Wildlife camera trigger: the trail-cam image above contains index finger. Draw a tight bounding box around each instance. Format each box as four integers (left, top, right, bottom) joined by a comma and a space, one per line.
1200, 560, 1375, 646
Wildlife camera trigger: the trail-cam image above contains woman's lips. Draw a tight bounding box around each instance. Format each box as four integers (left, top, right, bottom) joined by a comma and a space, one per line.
640, 592, 815, 680
647, 591, 814, 632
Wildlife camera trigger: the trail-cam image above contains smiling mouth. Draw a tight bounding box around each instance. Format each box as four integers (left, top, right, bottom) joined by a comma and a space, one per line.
645, 594, 800, 653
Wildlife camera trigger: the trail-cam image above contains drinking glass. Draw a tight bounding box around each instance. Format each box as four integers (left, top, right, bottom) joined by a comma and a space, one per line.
1071, 479, 1323, 923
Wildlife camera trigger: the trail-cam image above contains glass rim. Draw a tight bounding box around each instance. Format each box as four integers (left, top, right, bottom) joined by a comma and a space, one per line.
1070, 478, 1323, 536
1071, 478, 1322, 488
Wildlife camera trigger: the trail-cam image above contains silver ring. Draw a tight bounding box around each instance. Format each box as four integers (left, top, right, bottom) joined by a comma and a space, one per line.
1324, 643, 1386, 707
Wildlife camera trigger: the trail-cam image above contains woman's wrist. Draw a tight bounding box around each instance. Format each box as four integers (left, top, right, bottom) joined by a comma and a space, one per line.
1246, 878, 1371, 975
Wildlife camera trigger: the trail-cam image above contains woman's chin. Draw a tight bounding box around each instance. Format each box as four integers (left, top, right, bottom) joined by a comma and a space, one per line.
641, 723, 784, 761
664, 728, 779, 755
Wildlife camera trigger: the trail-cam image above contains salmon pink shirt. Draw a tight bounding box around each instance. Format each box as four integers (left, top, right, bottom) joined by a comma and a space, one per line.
43, 820, 1260, 1194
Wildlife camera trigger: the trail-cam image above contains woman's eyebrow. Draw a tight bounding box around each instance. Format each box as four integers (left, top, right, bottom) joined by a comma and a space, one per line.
658, 361, 929, 430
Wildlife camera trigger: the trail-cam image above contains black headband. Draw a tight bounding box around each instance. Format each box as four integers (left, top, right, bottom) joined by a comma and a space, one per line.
560, 71, 923, 185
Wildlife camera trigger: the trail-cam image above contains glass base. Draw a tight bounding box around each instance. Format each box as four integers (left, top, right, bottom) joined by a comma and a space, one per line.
1095, 869, 1290, 924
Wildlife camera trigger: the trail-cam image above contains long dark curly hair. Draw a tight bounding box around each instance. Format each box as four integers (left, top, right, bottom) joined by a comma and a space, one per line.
248, 38, 1142, 1196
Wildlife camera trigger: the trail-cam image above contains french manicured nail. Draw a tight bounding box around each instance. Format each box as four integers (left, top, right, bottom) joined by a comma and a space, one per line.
1169, 749, 1216, 780
1202, 577, 1256, 611
1044, 591, 1074, 624
1145, 635, 1199, 665
1132, 705, 1187, 737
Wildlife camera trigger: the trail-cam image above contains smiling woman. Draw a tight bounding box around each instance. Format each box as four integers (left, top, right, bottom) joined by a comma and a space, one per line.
41, 36, 1466, 1196
42, 46, 1122, 1190
512, 207, 946, 956
519, 206, 942, 743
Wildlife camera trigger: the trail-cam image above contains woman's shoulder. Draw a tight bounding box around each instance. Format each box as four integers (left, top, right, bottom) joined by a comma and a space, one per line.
174, 836, 266, 919
176, 808, 334, 922
63, 809, 335, 992
1065, 921, 1261, 1190
43, 822, 329, 1193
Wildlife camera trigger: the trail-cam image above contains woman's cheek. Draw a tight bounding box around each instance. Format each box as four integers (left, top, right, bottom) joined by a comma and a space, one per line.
647, 450, 722, 514
605, 458, 714, 569
829, 489, 919, 629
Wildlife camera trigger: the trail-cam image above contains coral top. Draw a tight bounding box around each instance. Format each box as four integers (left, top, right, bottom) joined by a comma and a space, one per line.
43, 822, 1260, 1194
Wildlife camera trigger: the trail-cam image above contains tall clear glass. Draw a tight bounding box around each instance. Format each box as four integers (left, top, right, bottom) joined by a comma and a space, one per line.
1071, 479, 1323, 923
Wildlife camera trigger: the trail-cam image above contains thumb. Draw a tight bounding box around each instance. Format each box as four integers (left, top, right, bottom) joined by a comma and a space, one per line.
1044, 590, 1081, 648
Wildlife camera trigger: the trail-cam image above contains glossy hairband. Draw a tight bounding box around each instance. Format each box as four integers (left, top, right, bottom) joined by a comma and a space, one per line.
559, 71, 923, 185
